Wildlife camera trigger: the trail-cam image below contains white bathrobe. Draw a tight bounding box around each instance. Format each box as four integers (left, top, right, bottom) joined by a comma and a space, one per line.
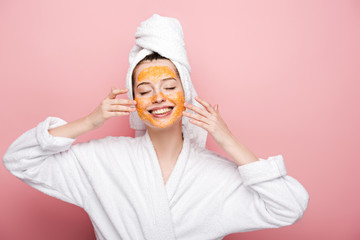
3, 117, 309, 240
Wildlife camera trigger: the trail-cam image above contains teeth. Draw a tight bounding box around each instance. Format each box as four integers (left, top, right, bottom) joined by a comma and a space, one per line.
152, 108, 172, 115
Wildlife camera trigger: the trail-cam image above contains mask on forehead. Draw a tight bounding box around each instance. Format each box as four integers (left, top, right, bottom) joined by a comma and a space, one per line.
134, 65, 186, 128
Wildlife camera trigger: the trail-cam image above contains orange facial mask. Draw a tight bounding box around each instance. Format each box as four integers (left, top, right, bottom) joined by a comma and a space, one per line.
134, 66, 185, 128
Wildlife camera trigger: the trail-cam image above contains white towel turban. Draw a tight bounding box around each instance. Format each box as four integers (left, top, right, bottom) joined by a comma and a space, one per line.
125, 13, 207, 149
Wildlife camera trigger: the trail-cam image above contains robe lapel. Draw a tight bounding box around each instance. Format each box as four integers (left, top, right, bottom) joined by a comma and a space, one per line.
141, 131, 190, 240
165, 135, 190, 203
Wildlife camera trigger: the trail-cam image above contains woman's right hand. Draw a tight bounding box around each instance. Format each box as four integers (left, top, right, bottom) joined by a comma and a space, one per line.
87, 88, 137, 129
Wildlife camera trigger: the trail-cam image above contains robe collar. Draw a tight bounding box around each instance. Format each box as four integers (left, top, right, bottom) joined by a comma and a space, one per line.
143, 129, 190, 201
140, 129, 191, 239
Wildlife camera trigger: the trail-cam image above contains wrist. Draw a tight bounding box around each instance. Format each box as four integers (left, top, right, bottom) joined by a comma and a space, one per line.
84, 115, 100, 130
221, 134, 259, 166
218, 132, 237, 149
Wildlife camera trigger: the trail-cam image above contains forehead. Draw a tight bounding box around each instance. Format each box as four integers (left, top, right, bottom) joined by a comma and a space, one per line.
134, 59, 177, 81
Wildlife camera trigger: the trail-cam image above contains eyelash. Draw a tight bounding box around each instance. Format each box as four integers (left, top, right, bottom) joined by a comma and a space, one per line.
139, 87, 176, 95
140, 91, 150, 96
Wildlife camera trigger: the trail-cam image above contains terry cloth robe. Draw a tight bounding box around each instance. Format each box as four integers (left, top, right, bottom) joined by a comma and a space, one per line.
3, 117, 309, 240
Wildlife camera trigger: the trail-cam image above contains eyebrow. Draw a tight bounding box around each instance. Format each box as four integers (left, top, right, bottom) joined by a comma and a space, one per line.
136, 78, 176, 88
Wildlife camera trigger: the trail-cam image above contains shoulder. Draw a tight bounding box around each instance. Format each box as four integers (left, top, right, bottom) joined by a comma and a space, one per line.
70, 135, 142, 154
185, 145, 242, 196
190, 145, 239, 175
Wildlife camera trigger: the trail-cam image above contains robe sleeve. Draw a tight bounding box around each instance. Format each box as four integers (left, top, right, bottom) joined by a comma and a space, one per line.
219, 154, 309, 234
3, 117, 95, 209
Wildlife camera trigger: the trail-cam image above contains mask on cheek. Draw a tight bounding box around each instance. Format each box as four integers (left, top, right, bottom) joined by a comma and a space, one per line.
135, 91, 185, 128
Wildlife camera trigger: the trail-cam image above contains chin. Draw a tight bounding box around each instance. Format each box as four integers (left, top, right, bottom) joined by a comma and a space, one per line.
145, 116, 182, 130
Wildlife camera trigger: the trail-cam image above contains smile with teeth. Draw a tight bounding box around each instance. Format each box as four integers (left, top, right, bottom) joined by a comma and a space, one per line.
150, 107, 173, 115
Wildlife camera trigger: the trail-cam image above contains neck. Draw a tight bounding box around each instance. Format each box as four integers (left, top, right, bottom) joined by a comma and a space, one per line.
147, 121, 183, 164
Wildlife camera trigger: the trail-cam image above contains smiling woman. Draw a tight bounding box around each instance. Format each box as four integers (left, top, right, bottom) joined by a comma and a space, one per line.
132, 58, 186, 129
2, 13, 309, 240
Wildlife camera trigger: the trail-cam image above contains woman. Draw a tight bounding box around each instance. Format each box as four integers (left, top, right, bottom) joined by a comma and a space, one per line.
3, 14, 309, 240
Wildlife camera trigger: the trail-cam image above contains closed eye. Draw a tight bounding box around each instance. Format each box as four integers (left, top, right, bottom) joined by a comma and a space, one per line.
165, 87, 176, 90
140, 91, 151, 95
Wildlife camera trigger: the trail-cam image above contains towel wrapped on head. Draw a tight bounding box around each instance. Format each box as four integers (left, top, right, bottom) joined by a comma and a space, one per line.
125, 13, 207, 148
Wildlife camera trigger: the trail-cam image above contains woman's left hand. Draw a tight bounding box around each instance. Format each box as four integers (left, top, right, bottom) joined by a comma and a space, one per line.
183, 96, 259, 166
183, 96, 234, 148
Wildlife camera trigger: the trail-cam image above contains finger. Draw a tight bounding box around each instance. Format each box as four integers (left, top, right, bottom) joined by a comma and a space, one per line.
108, 98, 137, 106
182, 111, 211, 125
214, 104, 219, 112
188, 118, 210, 131
195, 96, 216, 114
108, 105, 137, 112
184, 102, 211, 118
107, 88, 129, 100
109, 111, 130, 117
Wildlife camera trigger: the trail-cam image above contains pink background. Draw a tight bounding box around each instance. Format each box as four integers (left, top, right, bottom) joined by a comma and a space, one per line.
1, 0, 359, 239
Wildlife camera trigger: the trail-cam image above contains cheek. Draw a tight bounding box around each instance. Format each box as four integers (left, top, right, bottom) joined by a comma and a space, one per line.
167, 91, 185, 110
134, 97, 151, 112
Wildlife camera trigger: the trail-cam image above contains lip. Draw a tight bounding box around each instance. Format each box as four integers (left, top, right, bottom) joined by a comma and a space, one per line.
148, 106, 174, 112
150, 107, 174, 118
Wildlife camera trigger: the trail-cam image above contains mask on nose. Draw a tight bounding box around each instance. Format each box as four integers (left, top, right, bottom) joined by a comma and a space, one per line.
135, 66, 185, 128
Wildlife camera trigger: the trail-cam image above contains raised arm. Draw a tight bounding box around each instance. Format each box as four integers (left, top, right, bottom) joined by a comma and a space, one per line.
183, 96, 309, 234
48, 88, 137, 138
3, 88, 136, 208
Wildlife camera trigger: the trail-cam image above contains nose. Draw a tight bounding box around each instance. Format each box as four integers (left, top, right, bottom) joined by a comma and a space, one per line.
152, 92, 166, 104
